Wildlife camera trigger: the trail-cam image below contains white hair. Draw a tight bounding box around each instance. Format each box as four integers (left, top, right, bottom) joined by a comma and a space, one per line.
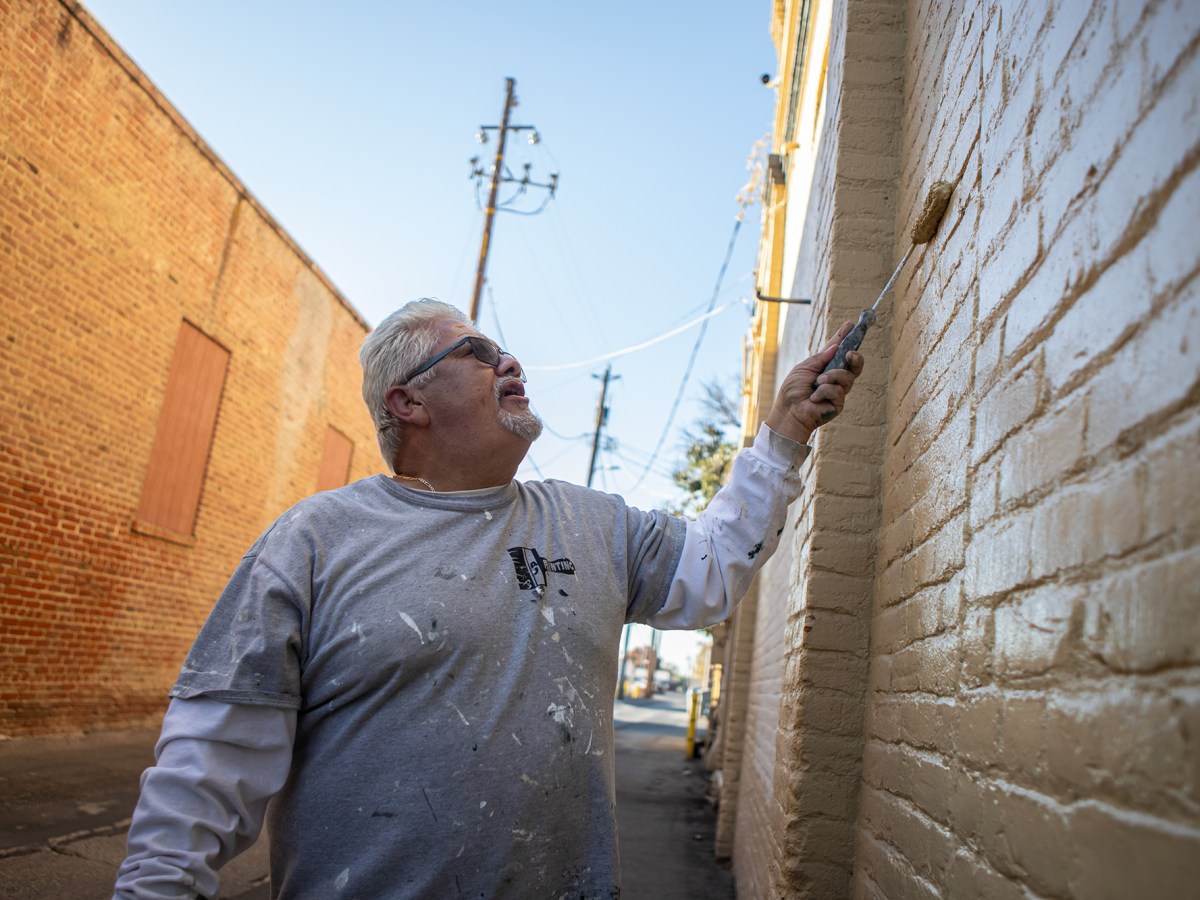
359, 298, 470, 468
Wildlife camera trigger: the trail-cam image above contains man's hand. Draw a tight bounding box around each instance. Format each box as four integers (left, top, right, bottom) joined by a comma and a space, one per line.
764, 321, 865, 446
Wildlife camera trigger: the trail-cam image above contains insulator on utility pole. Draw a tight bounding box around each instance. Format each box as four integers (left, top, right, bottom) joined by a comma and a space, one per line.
467, 78, 558, 323
470, 78, 515, 322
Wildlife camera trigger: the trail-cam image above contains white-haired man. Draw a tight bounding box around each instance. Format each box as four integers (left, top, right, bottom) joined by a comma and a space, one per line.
115, 298, 864, 899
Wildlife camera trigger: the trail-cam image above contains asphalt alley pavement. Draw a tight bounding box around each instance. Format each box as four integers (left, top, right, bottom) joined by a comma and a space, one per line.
0, 728, 269, 899
0, 691, 732, 899
614, 690, 735, 900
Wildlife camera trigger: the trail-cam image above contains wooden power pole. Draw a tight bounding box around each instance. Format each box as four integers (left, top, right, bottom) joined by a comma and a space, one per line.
470, 78, 516, 322
468, 79, 557, 322
586, 365, 613, 488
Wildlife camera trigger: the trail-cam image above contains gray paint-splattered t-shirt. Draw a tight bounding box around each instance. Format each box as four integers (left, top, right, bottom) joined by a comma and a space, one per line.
171, 476, 685, 898
155, 424, 808, 899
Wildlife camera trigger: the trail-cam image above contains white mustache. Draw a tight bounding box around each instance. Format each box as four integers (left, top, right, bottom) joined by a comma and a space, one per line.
494, 378, 525, 402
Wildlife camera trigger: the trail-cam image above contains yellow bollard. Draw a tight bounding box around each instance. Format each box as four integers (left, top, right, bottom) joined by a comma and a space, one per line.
685, 689, 699, 758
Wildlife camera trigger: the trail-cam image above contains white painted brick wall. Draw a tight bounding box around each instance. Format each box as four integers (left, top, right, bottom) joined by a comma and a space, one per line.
856, 0, 1200, 895
736, 0, 1199, 897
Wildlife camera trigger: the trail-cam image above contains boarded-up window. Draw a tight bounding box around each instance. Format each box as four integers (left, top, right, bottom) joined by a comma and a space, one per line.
315, 426, 354, 493
136, 321, 230, 536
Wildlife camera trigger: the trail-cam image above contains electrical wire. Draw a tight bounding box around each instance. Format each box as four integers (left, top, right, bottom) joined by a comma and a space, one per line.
487, 286, 584, 445
485, 285, 510, 348
497, 193, 554, 216
532, 411, 590, 443
545, 203, 610, 347
533, 140, 610, 346
511, 224, 586, 358
520, 453, 546, 480
529, 438, 588, 471
612, 443, 677, 482
448, 207, 483, 306
523, 303, 734, 372
628, 216, 743, 493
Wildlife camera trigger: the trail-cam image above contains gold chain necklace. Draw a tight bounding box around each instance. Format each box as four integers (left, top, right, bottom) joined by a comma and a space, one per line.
391, 473, 436, 492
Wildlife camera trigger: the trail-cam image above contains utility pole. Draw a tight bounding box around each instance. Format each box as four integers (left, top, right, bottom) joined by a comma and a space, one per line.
468, 78, 558, 321
645, 629, 661, 697
586, 365, 614, 488
617, 624, 633, 700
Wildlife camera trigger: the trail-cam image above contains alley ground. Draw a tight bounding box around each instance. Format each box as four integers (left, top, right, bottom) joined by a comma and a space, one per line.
0, 690, 734, 898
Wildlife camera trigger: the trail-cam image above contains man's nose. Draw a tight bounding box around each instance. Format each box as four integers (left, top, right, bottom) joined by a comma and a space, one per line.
497, 351, 526, 383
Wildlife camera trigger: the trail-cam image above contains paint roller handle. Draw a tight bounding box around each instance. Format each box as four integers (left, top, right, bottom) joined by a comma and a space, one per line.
816, 308, 875, 385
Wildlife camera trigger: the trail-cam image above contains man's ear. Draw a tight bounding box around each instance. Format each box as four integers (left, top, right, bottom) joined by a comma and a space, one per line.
385, 385, 430, 426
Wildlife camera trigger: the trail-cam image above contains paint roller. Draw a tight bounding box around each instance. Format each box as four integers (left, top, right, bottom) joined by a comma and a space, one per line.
818, 180, 957, 378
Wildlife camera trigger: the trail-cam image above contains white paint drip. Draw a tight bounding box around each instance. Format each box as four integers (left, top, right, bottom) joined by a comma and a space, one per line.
541, 606, 556, 626
350, 621, 366, 644
450, 702, 470, 726
553, 676, 586, 711
483, 510, 493, 521
335, 868, 349, 892
398, 612, 424, 643
547, 702, 573, 729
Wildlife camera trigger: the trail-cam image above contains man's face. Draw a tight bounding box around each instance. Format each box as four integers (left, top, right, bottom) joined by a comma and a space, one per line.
417, 319, 543, 448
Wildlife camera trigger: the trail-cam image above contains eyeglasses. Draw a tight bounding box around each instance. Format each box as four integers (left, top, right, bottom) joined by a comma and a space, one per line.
399, 335, 522, 385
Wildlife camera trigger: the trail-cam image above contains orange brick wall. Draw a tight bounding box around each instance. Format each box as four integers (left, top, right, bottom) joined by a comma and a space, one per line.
0, 0, 382, 737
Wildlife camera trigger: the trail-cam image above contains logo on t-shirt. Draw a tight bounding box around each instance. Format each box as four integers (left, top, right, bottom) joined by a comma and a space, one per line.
507, 546, 576, 598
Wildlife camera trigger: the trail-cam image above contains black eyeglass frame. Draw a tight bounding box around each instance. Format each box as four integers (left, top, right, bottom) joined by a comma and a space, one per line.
399, 335, 521, 385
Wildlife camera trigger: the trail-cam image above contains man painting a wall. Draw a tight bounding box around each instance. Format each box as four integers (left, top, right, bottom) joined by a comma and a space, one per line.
114, 298, 864, 899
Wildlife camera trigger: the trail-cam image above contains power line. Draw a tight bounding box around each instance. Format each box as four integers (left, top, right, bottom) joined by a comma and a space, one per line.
628, 215, 743, 493
523, 303, 734, 372
532, 409, 591, 443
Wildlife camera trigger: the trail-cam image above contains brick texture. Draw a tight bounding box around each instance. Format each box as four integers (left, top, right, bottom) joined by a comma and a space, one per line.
865, 0, 1200, 896
0, 1, 381, 736
730, 0, 1200, 897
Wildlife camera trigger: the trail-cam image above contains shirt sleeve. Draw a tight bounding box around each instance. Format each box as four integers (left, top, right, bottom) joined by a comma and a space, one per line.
640, 423, 810, 630
168, 528, 306, 710
113, 697, 296, 900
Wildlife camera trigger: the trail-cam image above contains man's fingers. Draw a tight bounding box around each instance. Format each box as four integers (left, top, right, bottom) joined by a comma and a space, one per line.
845, 349, 864, 377
809, 381, 846, 408
817, 368, 854, 389
817, 321, 856, 360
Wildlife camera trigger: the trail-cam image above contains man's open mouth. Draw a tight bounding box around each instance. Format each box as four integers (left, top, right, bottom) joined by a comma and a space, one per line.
500, 381, 526, 399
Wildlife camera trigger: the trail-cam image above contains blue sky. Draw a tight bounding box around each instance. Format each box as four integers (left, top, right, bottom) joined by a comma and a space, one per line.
83, 1, 779, 670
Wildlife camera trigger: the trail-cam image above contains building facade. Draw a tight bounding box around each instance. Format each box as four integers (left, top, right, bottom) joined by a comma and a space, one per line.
717, 0, 1200, 896
1, 1, 381, 737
